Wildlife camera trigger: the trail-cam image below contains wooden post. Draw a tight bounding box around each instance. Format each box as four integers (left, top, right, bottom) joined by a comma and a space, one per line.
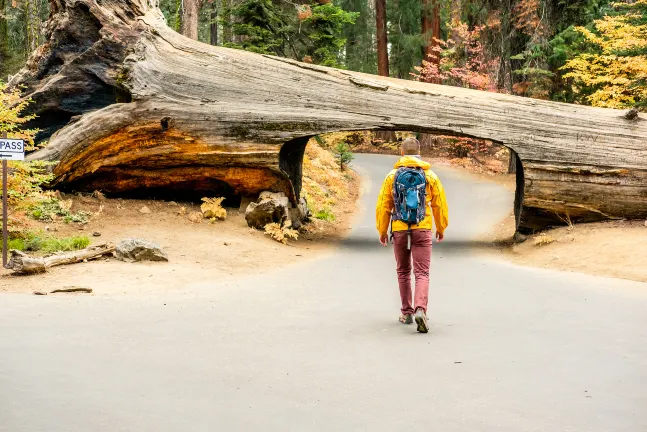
2, 131, 7, 267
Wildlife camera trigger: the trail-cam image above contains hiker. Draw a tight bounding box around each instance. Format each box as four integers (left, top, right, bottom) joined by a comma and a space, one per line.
376, 137, 448, 333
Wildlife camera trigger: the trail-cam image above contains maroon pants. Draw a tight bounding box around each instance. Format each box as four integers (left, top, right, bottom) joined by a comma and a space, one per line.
392, 229, 432, 315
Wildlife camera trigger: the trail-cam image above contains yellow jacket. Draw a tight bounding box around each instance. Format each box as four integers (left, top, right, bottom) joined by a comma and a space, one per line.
376, 156, 449, 236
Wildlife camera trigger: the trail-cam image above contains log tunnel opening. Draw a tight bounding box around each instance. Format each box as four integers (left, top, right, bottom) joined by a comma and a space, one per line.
281, 130, 526, 233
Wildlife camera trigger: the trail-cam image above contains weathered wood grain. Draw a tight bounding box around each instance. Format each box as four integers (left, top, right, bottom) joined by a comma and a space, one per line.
7, 243, 115, 275
14, 0, 647, 231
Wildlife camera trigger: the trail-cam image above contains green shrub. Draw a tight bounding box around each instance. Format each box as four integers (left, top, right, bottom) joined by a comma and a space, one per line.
30, 199, 91, 224
315, 208, 336, 222
1, 232, 90, 254
333, 142, 354, 171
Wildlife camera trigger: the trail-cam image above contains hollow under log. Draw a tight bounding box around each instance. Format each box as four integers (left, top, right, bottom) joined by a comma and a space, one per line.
12, 0, 647, 232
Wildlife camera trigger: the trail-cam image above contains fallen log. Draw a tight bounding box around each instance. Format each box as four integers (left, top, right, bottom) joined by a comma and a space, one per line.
7, 243, 115, 275
12, 0, 647, 232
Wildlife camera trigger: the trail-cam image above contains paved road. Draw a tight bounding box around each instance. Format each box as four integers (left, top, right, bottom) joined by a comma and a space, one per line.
2, 154, 646, 431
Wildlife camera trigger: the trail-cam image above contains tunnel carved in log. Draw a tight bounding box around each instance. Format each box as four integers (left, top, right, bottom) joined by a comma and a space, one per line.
13, 0, 647, 232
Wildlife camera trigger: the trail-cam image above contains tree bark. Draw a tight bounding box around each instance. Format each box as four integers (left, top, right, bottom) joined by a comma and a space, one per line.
0, 0, 8, 77
210, 2, 218, 45
421, 0, 440, 83
508, 148, 517, 174
7, 243, 115, 275
180, 0, 203, 40
375, 0, 389, 77
221, 0, 232, 44
497, 1, 513, 93
450, 0, 461, 43
11, 0, 647, 232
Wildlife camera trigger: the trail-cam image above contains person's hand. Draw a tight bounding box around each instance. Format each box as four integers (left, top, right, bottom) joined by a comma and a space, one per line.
435, 231, 444, 242
379, 234, 389, 247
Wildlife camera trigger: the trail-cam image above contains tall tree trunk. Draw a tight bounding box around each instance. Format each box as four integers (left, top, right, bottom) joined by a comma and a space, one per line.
180, 0, 202, 40
450, 0, 461, 43
375, 0, 389, 77
221, 0, 232, 44
497, 0, 513, 92
421, 0, 440, 74
25, 0, 41, 55
210, 1, 218, 45
0, 0, 8, 76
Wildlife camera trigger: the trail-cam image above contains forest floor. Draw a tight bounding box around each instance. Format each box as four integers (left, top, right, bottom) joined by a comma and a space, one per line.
2, 144, 645, 294
0, 142, 359, 295
0, 194, 358, 295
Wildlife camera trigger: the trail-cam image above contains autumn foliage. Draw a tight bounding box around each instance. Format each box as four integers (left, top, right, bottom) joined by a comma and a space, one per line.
412, 23, 499, 91
562, 0, 647, 109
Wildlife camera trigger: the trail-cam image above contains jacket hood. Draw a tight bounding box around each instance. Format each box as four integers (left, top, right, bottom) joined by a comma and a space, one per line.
394, 155, 431, 170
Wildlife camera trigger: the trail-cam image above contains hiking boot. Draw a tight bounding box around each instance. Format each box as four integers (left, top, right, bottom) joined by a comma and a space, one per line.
399, 313, 413, 325
415, 309, 429, 333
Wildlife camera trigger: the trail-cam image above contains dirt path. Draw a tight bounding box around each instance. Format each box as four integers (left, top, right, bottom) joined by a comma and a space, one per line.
0, 195, 356, 295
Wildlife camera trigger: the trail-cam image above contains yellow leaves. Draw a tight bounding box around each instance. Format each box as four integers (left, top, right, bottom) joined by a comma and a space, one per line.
562, 1, 647, 109
264, 222, 299, 244
200, 197, 227, 221
0, 82, 39, 149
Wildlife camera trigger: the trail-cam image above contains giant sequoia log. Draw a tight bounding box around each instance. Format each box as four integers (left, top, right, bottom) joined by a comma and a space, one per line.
12, 0, 647, 232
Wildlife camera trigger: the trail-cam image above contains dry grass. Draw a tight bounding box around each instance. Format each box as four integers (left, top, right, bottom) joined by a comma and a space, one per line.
200, 197, 227, 221
533, 233, 556, 247
302, 139, 356, 222
264, 223, 299, 244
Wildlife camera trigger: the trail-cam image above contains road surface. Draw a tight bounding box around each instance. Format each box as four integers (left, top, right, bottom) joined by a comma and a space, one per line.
1, 154, 646, 431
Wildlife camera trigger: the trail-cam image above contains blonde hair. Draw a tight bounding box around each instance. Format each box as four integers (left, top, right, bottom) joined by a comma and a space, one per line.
401, 137, 421, 155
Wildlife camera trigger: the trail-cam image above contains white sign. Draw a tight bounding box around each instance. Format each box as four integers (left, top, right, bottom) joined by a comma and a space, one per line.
0, 138, 25, 161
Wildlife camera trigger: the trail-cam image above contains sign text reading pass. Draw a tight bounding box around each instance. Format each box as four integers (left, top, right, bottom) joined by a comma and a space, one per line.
0, 138, 25, 160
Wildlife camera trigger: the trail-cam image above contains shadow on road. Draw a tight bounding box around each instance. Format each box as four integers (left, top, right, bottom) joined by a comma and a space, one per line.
340, 237, 505, 255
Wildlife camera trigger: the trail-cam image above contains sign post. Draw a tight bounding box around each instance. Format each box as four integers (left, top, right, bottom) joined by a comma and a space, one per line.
1, 133, 25, 267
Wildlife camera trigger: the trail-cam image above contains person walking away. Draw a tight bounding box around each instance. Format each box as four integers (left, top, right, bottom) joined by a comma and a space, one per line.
376, 138, 448, 333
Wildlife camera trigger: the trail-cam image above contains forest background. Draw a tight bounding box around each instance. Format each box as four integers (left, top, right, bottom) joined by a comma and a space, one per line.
1, 0, 645, 111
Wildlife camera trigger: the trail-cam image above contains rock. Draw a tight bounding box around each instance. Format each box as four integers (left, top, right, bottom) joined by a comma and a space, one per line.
168, 201, 178, 206
245, 192, 310, 229
116, 238, 168, 262
139, 206, 151, 214
288, 197, 310, 230
92, 190, 106, 201
188, 212, 202, 223
245, 193, 290, 229
92, 231, 101, 237
513, 231, 528, 243
644, 219, 647, 227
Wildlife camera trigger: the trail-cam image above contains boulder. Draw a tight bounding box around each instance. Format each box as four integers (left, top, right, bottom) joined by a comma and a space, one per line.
116, 238, 168, 262
245, 192, 310, 229
288, 198, 310, 230
245, 193, 289, 229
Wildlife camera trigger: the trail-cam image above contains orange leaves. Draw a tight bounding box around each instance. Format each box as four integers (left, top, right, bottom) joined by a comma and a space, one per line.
413, 22, 499, 92
512, 0, 549, 38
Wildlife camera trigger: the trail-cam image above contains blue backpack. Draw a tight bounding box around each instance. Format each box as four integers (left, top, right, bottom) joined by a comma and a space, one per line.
392, 167, 427, 228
